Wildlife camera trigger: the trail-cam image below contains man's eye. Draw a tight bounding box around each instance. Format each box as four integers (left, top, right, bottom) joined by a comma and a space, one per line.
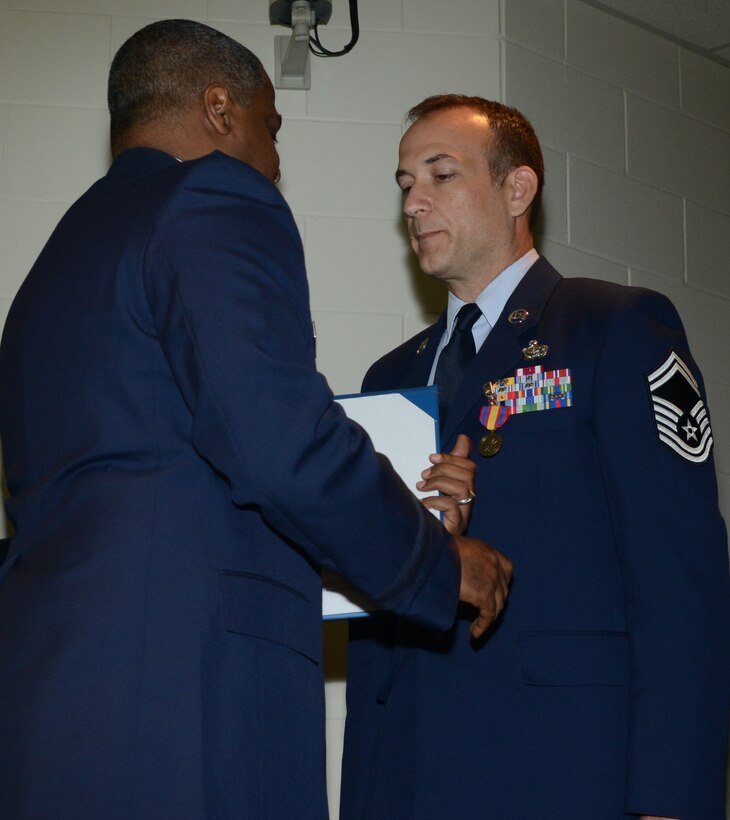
435, 173, 454, 182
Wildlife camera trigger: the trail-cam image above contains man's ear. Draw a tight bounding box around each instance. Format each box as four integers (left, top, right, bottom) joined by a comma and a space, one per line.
203, 84, 232, 136
506, 165, 538, 218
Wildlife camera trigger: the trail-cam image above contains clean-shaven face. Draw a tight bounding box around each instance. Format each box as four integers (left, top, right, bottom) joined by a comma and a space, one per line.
227, 79, 282, 183
396, 107, 514, 295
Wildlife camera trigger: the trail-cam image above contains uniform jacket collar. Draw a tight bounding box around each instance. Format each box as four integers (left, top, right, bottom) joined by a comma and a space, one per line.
407, 257, 563, 447
106, 147, 181, 181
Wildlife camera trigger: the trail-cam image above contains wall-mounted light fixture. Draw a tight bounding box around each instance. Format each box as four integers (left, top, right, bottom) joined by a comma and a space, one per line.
269, 0, 359, 90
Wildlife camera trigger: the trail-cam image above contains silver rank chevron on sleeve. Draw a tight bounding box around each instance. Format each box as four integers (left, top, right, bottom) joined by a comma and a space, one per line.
647, 350, 713, 463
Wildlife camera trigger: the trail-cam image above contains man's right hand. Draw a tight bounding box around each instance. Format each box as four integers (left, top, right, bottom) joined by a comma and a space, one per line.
454, 535, 513, 639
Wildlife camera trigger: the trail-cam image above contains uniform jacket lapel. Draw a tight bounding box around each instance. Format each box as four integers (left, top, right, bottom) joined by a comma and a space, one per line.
441, 258, 562, 447
396, 313, 447, 390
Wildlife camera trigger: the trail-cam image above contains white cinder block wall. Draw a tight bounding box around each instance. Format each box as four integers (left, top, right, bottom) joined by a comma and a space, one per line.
0, 1, 728, 817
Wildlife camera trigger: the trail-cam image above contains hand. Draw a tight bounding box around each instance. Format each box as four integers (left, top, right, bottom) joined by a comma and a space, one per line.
453, 535, 513, 639
417, 434, 476, 535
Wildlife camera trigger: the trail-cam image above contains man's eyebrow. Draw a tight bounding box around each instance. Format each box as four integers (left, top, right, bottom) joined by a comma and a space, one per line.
395, 153, 457, 182
424, 152, 456, 165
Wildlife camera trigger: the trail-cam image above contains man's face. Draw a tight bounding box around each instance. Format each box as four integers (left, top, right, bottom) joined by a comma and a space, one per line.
227, 79, 282, 182
396, 107, 514, 295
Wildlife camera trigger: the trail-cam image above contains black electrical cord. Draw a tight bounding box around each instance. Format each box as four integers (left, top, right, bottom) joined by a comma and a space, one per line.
309, 0, 359, 57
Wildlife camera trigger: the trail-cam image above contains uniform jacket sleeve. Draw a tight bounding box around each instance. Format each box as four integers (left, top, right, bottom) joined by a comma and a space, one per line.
592, 288, 729, 818
140, 153, 459, 629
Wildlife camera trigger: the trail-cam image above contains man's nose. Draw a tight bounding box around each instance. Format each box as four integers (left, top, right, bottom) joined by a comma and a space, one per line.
403, 185, 429, 217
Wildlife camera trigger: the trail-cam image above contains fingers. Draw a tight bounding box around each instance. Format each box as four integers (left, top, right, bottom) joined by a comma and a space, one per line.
417, 434, 477, 535
472, 567, 509, 639
422, 494, 464, 535
473, 552, 510, 638
421, 495, 458, 513
449, 433, 471, 460
454, 536, 513, 640
427, 433, 473, 469
495, 552, 513, 589
417, 470, 473, 497
417, 457, 474, 486
471, 611, 493, 640
421, 481, 474, 535
471, 595, 505, 639
417, 466, 475, 534
417, 435, 475, 498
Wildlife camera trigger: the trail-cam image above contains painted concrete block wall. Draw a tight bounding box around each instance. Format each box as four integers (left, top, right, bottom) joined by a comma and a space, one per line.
0, 0, 728, 817
505, 0, 730, 528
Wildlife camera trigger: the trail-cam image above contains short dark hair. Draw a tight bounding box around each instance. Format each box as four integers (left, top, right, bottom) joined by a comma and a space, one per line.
108, 19, 267, 155
406, 95, 545, 230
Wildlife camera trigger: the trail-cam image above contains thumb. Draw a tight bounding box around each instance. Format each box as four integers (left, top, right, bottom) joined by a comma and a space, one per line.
450, 433, 471, 460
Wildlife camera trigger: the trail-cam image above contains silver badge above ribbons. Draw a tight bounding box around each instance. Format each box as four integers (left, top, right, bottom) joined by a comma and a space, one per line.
522, 339, 548, 360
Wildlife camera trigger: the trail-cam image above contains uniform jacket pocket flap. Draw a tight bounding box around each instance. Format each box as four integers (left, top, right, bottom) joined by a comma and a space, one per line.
220, 571, 321, 664
505, 406, 577, 434
519, 631, 629, 687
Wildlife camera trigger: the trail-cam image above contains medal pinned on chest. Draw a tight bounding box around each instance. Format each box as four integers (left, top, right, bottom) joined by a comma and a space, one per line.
478, 403, 509, 457
478, 365, 574, 457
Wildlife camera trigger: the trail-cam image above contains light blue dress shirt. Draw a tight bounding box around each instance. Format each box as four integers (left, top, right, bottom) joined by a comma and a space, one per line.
428, 248, 539, 385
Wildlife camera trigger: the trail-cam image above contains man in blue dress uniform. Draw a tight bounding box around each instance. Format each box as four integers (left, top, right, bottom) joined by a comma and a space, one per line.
0, 31, 511, 819
341, 95, 730, 820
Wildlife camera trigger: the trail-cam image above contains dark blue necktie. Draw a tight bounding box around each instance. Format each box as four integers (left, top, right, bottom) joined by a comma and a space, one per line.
434, 302, 482, 428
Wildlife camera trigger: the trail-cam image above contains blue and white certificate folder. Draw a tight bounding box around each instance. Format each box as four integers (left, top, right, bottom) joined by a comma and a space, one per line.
322, 385, 440, 620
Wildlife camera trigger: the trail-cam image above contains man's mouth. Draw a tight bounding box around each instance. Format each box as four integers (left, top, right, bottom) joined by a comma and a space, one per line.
414, 229, 442, 243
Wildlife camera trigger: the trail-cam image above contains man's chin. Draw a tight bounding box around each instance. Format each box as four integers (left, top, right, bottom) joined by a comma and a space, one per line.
418, 259, 448, 280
